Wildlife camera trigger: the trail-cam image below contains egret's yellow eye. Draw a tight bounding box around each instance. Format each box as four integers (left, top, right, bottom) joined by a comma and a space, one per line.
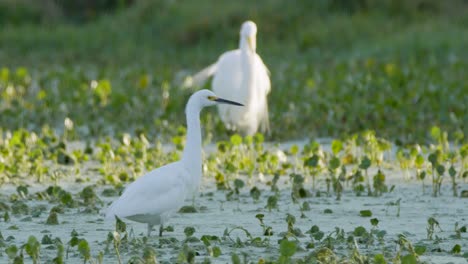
207, 96, 217, 101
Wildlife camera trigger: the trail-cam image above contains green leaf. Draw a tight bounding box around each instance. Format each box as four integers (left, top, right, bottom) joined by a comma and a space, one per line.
266, 195, 278, 210
414, 245, 426, 255
360, 210, 372, 217
0, 67, 9, 82
217, 141, 228, 153
264, 226, 273, 236
286, 214, 296, 225
415, 154, 425, 167
41, 234, 53, 245
428, 217, 439, 226
16, 185, 29, 196
430, 126, 441, 140
94, 79, 112, 104
359, 156, 371, 170
436, 164, 445, 175
5, 245, 18, 259
250, 187, 261, 201
178, 205, 197, 213
313, 231, 324, 240
418, 171, 426, 180
233, 179, 244, 189
451, 244, 461, 254
290, 145, 299, 155
46, 211, 59, 225
253, 133, 264, 144
200, 235, 211, 247
142, 246, 157, 263
78, 239, 90, 260
212, 246, 221, 257
304, 154, 319, 168
331, 140, 343, 155
80, 186, 97, 204
59, 192, 74, 207
230, 134, 242, 146
138, 74, 151, 89
279, 239, 297, 257
184, 226, 196, 237
308, 225, 320, 234
370, 218, 379, 226
69, 236, 80, 247
428, 152, 438, 166
231, 253, 241, 264
353, 226, 367, 236
24, 236, 40, 261
401, 254, 417, 264
373, 254, 387, 264
255, 214, 264, 221
57, 150, 75, 165
329, 156, 341, 170
449, 166, 456, 177
13, 255, 24, 264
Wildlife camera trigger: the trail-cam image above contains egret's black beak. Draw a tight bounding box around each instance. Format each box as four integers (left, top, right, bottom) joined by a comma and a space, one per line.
214, 97, 244, 106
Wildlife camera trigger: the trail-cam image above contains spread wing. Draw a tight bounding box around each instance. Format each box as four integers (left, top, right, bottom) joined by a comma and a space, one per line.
183, 63, 218, 88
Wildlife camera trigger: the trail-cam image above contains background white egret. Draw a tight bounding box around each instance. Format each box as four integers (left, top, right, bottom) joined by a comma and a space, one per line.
105, 90, 243, 236
184, 21, 271, 136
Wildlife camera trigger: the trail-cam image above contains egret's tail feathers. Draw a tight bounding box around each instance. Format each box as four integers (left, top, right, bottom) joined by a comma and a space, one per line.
260, 102, 270, 134
183, 63, 218, 88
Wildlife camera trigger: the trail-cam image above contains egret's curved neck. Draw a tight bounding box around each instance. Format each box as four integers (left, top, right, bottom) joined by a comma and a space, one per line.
239, 36, 257, 107
239, 36, 256, 53
182, 100, 202, 177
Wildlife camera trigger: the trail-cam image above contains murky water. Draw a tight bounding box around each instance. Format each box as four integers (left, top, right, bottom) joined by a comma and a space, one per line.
0, 141, 467, 263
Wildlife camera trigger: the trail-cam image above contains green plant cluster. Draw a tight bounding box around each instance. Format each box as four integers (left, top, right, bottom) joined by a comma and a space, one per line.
0, 1, 467, 141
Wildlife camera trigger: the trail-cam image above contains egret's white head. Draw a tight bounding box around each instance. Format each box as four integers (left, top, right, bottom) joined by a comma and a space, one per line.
240, 21, 257, 52
241, 21, 257, 37
188, 90, 243, 113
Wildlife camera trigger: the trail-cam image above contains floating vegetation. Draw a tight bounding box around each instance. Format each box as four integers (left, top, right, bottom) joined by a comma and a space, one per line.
0, 127, 465, 262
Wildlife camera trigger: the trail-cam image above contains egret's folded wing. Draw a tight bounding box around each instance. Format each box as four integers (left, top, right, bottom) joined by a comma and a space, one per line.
105, 163, 188, 220
183, 63, 218, 88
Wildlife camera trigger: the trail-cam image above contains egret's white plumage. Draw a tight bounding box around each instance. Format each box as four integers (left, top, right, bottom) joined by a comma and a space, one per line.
105, 90, 243, 236
185, 21, 271, 136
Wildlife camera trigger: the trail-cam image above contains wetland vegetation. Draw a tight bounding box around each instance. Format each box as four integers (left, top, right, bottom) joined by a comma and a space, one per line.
0, 0, 467, 263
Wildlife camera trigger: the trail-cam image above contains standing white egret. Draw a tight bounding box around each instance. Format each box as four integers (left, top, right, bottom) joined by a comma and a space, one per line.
105, 90, 243, 236
184, 21, 271, 136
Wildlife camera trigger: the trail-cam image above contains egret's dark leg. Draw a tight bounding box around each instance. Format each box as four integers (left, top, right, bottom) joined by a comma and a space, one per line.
147, 224, 154, 237
159, 224, 164, 237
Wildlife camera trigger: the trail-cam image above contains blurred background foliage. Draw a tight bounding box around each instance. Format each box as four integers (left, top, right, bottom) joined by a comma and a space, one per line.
1, 0, 467, 25
0, 0, 466, 142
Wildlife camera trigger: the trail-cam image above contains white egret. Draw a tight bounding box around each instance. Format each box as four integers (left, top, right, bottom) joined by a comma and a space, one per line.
184, 21, 271, 136
105, 90, 243, 236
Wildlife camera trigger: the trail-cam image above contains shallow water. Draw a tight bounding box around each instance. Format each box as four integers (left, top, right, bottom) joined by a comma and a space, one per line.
0, 141, 467, 263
